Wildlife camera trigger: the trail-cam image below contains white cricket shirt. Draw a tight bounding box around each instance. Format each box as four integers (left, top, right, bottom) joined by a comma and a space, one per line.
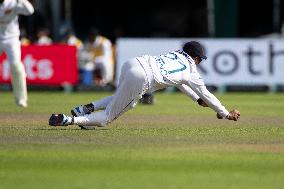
0, 0, 34, 40
137, 50, 229, 118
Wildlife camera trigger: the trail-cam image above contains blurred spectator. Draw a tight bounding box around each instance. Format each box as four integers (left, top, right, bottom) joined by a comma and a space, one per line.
78, 47, 95, 86
61, 30, 89, 85
85, 27, 114, 87
65, 32, 83, 50
20, 28, 32, 46
61, 29, 83, 49
36, 28, 52, 45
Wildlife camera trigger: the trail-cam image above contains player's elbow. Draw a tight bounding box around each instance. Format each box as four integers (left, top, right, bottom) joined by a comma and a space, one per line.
22, 3, 35, 15
29, 8, 34, 15
26, 6, 34, 15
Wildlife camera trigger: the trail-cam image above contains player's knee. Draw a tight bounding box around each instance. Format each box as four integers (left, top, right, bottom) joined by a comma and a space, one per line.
93, 111, 109, 127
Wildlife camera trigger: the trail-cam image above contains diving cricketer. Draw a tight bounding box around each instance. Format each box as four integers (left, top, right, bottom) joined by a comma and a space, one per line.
49, 41, 240, 129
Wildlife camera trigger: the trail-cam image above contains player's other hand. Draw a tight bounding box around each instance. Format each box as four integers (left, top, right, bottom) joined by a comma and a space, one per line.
226, 109, 240, 121
197, 98, 208, 107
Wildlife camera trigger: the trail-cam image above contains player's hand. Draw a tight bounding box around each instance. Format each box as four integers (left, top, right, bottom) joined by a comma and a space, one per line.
226, 109, 240, 121
197, 98, 208, 107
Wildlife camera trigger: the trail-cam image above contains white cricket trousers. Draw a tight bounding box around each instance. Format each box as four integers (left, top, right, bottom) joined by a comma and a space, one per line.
0, 38, 27, 105
74, 58, 149, 126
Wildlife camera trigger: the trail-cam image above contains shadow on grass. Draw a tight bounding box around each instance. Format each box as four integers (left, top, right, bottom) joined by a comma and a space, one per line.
35, 127, 109, 131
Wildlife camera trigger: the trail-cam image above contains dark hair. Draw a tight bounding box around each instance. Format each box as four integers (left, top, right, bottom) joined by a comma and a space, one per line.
182, 41, 207, 60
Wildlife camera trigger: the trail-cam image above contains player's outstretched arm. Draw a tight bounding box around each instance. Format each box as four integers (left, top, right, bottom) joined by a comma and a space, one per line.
186, 77, 240, 121
177, 84, 200, 101
177, 85, 209, 107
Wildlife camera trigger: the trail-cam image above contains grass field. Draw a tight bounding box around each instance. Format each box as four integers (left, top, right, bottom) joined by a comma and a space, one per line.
0, 91, 283, 189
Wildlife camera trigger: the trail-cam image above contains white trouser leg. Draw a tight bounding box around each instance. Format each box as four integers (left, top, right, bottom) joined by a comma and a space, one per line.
105, 59, 148, 122
10, 63, 27, 106
4, 38, 27, 106
74, 58, 148, 126
74, 111, 107, 127
91, 95, 113, 111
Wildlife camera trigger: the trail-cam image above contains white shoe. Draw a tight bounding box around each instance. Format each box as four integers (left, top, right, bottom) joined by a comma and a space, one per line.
71, 105, 94, 130
17, 100, 27, 108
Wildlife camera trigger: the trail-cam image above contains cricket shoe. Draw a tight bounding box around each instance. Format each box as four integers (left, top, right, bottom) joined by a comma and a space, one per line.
49, 114, 73, 126
71, 105, 95, 130
16, 100, 27, 108
71, 105, 92, 117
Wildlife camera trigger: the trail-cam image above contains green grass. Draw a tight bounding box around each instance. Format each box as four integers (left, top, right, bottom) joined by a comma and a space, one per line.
0, 91, 284, 189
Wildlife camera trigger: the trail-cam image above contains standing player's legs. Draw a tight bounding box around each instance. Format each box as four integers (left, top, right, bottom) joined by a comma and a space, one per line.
73, 59, 148, 127
4, 39, 27, 107
103, 59, 114, 85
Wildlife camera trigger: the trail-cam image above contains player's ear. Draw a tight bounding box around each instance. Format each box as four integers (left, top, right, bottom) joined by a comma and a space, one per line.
193, 57, 202, 64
